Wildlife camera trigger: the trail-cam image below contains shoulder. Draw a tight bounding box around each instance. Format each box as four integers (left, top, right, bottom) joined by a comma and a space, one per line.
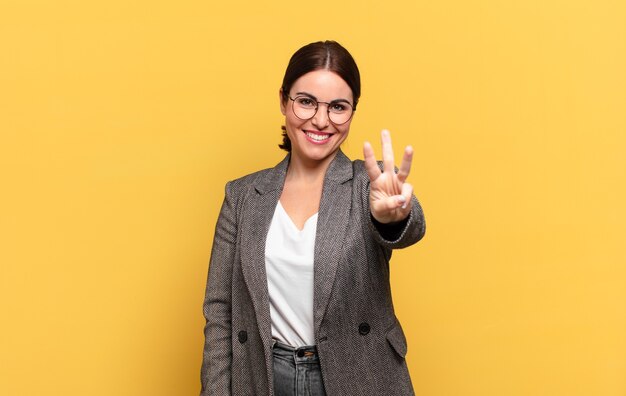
224, 154, 289, 198
228, 167, 273, 188
223, 167, 272, 200
325, 150, 378, 186
351, 158, 384, 182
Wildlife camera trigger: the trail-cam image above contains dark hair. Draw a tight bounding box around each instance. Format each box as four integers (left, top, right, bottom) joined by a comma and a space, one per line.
279, 41, 361, 152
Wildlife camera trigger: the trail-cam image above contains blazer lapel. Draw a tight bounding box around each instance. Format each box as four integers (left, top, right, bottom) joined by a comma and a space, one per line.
313, 150, 354, 334
239, 151, 354, 346
239, 155, 289, 354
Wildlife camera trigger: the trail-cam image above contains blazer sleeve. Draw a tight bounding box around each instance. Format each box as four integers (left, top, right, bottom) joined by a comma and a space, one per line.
361, 166, 426, 249
367, 193, 425, 249
200, 181, 237, 395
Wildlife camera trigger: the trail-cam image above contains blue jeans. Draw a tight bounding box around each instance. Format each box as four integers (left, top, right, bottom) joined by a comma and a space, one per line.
272, 341, 327, 396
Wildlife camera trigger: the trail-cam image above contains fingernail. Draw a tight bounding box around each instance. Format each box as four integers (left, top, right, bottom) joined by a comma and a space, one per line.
397, 196, 407, 209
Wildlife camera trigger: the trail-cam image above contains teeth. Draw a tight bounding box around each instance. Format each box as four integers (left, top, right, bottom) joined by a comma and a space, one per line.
306, 132, 330, 141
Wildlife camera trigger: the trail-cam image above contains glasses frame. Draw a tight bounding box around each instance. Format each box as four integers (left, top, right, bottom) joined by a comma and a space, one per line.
287, 95, 355, 125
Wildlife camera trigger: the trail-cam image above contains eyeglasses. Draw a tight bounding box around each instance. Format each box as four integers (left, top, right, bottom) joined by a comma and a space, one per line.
288, 95, 355, 125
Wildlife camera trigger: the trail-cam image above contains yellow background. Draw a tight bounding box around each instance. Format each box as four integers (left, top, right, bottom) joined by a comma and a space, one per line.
1, 0, 625, 395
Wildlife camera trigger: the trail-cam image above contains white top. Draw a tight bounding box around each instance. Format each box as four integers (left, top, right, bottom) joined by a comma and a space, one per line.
265, 201, 318, 347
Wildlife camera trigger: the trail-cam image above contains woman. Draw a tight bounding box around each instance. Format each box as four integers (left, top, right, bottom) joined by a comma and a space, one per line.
201, 41, 425, 396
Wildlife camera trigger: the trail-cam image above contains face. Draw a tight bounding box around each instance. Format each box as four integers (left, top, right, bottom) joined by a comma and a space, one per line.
280, 69, 354, 166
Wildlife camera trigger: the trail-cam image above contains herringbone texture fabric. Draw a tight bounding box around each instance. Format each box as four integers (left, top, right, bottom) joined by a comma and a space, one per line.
201, 151, 425, 395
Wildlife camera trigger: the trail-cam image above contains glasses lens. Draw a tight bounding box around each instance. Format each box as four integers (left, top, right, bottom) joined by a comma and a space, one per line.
328, 102, 353, 124
292, 96, 317, 120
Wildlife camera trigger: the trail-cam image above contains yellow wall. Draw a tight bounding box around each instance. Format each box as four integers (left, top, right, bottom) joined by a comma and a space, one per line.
1, 0, 625, 395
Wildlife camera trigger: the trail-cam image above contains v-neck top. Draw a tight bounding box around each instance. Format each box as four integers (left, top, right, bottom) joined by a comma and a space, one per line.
264, 201, 318, 347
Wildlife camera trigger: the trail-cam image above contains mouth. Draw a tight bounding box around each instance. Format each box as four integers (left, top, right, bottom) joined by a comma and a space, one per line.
303, 130, 332, 144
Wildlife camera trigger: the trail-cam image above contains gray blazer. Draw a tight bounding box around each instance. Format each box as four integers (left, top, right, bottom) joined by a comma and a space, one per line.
201, 150, 425, 395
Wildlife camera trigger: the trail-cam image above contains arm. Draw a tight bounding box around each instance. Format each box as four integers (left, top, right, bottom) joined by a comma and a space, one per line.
367, 192, 425, 249
200, 182, 237, 395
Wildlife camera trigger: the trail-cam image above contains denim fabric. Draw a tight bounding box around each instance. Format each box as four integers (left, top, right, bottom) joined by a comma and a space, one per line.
272, 341, 326, 396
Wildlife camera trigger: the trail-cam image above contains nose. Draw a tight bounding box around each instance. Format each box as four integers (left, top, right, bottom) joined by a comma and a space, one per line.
311, 103, 330, 129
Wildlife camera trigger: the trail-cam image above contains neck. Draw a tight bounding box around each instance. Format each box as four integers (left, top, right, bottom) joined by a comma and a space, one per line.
286, 150, 339, 184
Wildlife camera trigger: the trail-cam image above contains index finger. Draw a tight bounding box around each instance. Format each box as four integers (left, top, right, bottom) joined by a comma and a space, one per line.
363, 141, 382, 181
381, 129, 395, 173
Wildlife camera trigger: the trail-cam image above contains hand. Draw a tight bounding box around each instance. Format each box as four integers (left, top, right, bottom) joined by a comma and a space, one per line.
363, 129, 414, 224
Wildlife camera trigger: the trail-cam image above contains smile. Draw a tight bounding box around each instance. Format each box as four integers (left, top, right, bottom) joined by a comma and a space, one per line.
304, 131, 331, 143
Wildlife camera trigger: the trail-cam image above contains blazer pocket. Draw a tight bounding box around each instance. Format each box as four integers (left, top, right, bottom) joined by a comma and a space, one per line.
386, 322, 408, 358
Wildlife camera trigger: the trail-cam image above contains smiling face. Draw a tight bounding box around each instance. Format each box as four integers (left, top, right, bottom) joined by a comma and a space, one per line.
280, 69, 354, 167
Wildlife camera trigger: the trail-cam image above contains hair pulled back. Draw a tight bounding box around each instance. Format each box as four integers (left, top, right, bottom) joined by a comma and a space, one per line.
279, 41, 361, 152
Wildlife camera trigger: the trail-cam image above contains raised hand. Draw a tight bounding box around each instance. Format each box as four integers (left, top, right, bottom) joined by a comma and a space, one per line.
363, 129, 414, 224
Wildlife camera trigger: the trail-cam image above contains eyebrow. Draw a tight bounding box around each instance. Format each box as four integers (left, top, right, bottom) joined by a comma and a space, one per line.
295, 91, 352, 104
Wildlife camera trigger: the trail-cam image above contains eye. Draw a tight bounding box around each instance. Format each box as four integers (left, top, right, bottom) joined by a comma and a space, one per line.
296, 97, 316, 108
330, 102, 349, 113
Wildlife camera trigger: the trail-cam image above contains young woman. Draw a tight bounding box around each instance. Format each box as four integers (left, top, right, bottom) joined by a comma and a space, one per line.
201, 40, 426, 396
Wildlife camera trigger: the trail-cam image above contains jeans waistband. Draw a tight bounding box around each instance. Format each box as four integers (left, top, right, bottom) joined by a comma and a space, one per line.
272, 340, 319, 361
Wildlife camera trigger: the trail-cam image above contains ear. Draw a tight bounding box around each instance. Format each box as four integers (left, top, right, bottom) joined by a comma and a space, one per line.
279, 89, 286, 115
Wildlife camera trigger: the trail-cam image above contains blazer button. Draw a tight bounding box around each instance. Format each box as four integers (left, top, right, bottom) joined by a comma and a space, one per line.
358, 322, 370, 336
238, 330, 248, 343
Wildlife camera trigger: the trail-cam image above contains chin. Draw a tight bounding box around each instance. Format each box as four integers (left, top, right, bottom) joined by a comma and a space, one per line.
302, 146, 342, 162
